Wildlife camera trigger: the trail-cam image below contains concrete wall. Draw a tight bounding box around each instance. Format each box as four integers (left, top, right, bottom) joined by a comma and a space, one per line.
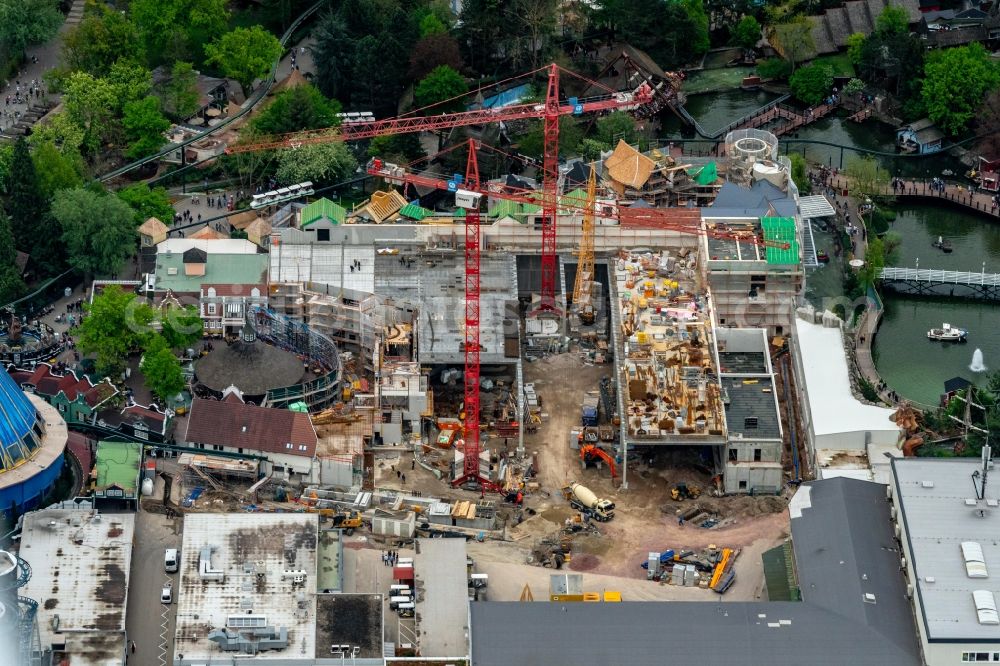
728, 438, 782, 463
724, 462, 783, 494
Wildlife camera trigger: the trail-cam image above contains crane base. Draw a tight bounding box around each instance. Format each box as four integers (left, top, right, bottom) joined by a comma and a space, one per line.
451, 473, 501, 493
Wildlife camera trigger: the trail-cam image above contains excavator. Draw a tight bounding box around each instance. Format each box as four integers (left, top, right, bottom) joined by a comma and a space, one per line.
670, 483, 702, 501
306, 508, 365, 535
580, 444, 617, 479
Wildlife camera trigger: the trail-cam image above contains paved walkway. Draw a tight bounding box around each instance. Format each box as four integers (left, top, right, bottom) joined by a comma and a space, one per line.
0, 0, 83, 137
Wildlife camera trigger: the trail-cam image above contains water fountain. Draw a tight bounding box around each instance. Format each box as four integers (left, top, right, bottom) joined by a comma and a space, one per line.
970, 348, 988, 374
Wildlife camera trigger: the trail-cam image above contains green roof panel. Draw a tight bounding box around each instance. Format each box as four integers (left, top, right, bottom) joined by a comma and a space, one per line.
761, 216, 800, 265
301, 197, 346, 227
95, 440, 142, 494
399, 203, 429, 220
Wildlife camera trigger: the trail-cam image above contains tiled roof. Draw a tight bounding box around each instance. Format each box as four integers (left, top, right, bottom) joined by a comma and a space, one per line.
185, 397, 318, 457
190, 226, 227, 240
301, 197, 346, 227
15, 363, 118, 407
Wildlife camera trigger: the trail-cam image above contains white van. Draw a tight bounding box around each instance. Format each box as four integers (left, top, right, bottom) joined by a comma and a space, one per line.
164, 548, 179, 573
389, 584, 411, 595
389, 595, 410, 610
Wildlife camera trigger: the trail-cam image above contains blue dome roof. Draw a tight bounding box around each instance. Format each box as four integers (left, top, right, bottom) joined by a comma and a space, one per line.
0, 370, 41, 471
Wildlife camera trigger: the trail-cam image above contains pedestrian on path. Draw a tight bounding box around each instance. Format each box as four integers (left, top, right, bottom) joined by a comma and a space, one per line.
130, 641, 136, 654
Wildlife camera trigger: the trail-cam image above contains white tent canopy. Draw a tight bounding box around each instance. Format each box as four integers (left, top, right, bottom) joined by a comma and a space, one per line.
798, 195, 837, 219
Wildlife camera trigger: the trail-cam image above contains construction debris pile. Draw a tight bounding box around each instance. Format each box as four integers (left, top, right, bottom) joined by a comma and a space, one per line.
643, 545, 740, 594
616, 251, 725, 441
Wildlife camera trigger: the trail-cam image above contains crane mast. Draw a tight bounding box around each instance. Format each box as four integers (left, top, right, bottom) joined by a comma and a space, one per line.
571, 165, 598, 324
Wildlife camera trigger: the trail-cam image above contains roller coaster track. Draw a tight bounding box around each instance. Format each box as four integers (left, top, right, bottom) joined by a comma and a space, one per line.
96, 1, 326, 184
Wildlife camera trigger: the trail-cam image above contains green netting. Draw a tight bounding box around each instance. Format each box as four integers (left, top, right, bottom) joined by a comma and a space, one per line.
692, 162, 718, 186
761, 216, 800, 265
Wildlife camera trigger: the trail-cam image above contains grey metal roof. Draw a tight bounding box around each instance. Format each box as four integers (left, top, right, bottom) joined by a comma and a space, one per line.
719, 351, 769, 374
892, 457, 1000, 641
798, 194, 837, 219
471, 477, 920, 666
723, 375, 781, 440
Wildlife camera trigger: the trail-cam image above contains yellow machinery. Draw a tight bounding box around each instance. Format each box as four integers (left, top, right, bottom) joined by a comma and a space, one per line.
306, 508, 364, 534
670, 483, 702, 501
571, 165, 597, 324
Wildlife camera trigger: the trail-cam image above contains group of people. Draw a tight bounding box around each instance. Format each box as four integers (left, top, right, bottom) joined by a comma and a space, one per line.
382, 550, 401, 566
206, 192, 236, 210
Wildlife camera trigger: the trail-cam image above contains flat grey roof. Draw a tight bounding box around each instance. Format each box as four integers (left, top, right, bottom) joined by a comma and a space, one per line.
19, 507, 135, 660
414, 537, 469, 658
892, 457, 1000, 641
723, 375, 781, 440
174, 513, 319, 662
471, 478, 920, 666
719, 350, 769, 374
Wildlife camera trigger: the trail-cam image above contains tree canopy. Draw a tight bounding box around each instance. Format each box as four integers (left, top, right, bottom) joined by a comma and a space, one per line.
923, 43, 1000, 136
251, 84, 341, 135
76, 285, 155, 377
204, 25, 283, 92
5, 138, 47, 253
31, 141, 84, 198
846, 154, 889, 201
122, 96, 170, 159
409, 33, 464, 81
592, 0, 709, 70
0, 0, 62, 60
130, 0, 229, 64
0, 211, 24, 306
414, 65, 468, 113
160, 61, 200, 120
275, 141, 358, 185
789, 64, 833, 106
53, 188, 138, 276
61, 2, 145, 75
875, 5, 909, 36
141, 335, 186, 401
158, 305, 204, 350
732, 15, 761, 51
770, 17, 814, 71
116, 183, 176, 226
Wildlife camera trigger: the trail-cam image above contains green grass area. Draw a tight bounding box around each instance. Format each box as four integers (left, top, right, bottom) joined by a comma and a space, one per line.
810, 53, 856, 78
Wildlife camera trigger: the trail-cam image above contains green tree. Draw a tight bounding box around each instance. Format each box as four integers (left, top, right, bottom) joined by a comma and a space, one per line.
922, 43, 1000, 136
414, 65, 468, 112
845, 77, 865, 96
162, 61, 200, 120
351, 32, 409, 115
158, 305, 203, 350
309, 11, 352, 100
122, 96, 170, 159
518, 115, 584, 160
141, 335, 185, 401
53, 188, 138, 276
733, 15, 761, 50
757, 57, 792, 80
0, 0, 62, 60
28, 112, 86, 156
31, 141, 84, 198
0, 211, 24, 306
275, 140, 358, 185
130, 0, 230, 64
4, 138, 46, 253
107, 61, 154, 113
771, 17, 814, 71
859, 235, 886, 286
593, 0, 709, 70
506, 0, 558, 70
0, 143, 13, 195
116, 183, 175, 225
788, 153, 810, 195
76, 285, 155, 377
367, 133, 426, 163
419, 12, 447, 38
63, 72, 118, 153
61, 2, 145, 75
596, 111, 638, 146
846, 32, 866, 66
875, 5, 909, 36
204, 25, 283, 92
251, 84, 341, 136
846, 155, 889, 202
789, 64, 833, 106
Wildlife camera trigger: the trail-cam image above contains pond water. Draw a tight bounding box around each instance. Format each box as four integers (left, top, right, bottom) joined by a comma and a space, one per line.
662, 89, 779, 137
873, 204, 1000, 405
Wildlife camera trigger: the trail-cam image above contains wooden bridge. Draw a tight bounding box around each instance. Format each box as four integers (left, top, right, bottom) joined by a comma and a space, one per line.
676, 95, 839, 139
878, 267, 1000, 300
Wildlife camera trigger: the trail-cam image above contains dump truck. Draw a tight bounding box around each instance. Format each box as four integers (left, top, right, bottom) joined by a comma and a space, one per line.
581, 394, 599, 426
567, 482, 615, 521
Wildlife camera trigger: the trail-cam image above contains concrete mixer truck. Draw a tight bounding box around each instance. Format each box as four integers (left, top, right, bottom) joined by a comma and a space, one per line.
566, 482, 615, 522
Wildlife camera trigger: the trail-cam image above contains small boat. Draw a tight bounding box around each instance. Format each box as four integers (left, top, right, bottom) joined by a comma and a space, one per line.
927, 323, 968, 342
817, 250, 830, 263
932, 236, 953, 253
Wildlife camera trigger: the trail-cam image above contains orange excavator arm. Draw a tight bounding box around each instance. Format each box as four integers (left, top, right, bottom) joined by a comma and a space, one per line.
580, 445, 617, 479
